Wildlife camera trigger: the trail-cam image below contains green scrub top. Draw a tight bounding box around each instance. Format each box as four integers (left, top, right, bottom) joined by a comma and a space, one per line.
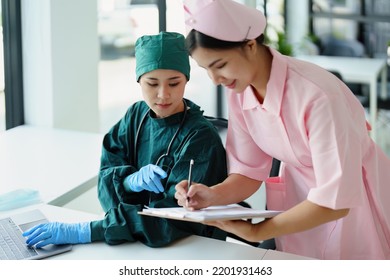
90, 99, 228, 247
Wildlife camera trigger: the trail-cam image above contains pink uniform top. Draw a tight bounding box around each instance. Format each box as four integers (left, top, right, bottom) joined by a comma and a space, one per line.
226, 48, 390, 259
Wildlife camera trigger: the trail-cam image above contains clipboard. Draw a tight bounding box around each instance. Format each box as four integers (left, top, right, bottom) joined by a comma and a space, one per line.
138, 204, 282, 222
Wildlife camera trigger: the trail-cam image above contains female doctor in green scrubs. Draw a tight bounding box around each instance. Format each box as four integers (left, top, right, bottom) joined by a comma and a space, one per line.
23, 32, 228, 248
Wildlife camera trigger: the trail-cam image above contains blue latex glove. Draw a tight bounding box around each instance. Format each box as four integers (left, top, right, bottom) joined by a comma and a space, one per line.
22, 222, 91, 248
123, 164, 167, 193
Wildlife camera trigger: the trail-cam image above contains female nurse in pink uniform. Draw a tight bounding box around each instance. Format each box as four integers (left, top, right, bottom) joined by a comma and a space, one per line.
175, 0, 390, 259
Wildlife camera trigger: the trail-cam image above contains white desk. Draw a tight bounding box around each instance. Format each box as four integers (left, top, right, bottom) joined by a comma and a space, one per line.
1, 204, 312, 260
296, 55, 388, 141
0, 125, 104, 206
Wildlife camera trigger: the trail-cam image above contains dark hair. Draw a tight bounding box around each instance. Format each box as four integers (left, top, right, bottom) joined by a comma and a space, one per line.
185, 29, 265, 55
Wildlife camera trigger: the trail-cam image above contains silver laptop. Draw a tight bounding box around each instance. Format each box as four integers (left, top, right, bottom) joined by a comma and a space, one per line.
0, 209, 72, 260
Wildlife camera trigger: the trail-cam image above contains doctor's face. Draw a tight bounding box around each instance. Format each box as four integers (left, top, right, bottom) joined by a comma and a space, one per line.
139, 69, 187, 118
191, 46, 255, 93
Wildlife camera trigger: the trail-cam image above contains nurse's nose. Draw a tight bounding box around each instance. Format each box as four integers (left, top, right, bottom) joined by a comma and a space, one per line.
157, 84, 170, 99
207, 70, 222, 86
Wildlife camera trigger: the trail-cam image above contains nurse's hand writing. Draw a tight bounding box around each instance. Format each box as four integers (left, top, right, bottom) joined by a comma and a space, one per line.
124, 164, 167, 193
175, 180, 214, 210
22, 222, 91, 248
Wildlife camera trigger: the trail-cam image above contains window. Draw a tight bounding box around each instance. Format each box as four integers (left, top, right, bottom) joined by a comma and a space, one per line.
1, 0, 24, 131
166, 0, 219, 118
97, 0, 159, 132
97, 0, 220, 132
310, 0, 390, 57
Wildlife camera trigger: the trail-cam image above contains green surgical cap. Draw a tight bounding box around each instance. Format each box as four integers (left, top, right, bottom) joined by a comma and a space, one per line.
135, 32, 190, 82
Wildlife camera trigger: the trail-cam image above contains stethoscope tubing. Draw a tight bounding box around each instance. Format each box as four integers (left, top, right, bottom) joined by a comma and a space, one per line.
133, 100, 188, 166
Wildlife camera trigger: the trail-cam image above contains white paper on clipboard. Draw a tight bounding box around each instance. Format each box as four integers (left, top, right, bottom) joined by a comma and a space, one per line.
138, 204, 282, 222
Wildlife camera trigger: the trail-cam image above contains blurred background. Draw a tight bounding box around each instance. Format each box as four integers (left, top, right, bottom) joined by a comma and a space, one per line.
1, 0, 389, 155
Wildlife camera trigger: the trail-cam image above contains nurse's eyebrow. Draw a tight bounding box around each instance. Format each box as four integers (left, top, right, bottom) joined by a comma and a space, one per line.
208, 58, 223, 68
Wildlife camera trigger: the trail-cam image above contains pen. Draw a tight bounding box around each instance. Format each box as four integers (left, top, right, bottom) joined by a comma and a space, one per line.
187, 159, 194, 201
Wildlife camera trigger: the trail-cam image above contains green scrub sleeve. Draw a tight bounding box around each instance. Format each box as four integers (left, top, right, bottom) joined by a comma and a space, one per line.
90, 202, 225, 247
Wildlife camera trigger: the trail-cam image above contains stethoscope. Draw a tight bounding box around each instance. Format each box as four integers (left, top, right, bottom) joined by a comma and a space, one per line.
133, 99, 188, 170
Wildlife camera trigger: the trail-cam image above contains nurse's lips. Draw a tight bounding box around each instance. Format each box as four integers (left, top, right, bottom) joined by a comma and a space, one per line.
224, 80, 236, 89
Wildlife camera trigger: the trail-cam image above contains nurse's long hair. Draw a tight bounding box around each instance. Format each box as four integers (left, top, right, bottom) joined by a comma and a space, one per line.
185, 29, 265, 55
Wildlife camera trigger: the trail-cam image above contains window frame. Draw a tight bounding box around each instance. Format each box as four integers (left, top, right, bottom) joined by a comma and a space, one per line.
2, 0, 24, 129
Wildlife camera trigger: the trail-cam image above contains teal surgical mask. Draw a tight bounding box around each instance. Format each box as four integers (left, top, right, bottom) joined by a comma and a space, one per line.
0, 189, 42, 211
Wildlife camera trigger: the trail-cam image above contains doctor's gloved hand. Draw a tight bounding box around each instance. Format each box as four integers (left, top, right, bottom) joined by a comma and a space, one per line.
22, 222, 91, 248
123, 164, 167, 193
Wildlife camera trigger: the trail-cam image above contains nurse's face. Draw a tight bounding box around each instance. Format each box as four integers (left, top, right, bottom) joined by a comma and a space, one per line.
191, 45, 255, 93
139, 69, 187, 118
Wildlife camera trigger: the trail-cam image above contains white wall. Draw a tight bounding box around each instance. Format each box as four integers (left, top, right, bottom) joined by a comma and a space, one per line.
21, 0, 100, 132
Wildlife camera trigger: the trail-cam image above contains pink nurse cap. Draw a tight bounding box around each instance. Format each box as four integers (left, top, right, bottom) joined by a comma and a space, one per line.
183, 0, 266, 42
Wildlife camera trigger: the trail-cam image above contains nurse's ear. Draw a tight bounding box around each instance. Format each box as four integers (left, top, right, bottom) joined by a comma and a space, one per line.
243, 39, 258, 57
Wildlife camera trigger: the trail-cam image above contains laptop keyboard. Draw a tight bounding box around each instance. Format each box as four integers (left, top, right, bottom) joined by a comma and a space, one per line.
0, 217, 38, 260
